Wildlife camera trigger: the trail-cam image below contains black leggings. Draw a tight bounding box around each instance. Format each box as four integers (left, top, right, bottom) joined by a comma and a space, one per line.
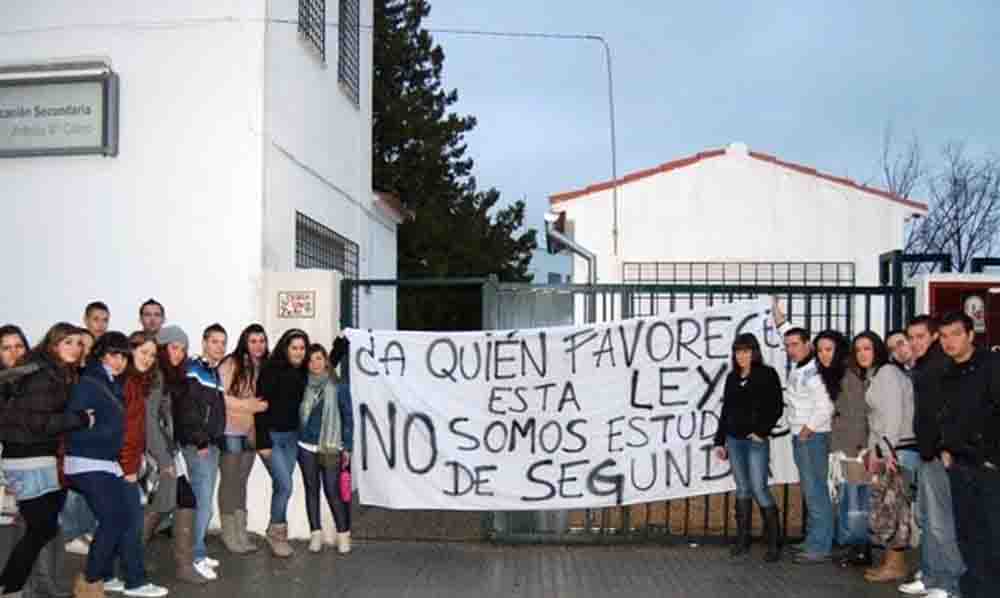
0, 489, 65, 593
297, 448, 350, 533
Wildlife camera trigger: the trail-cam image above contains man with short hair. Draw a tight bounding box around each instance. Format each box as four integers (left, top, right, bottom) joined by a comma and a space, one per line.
175, 324, 227, 581
773, 300, 836, 564
899, 315, 965, 598
937, 312, 1000, 598
139, 300, 166, 338
83, 302, 110, 340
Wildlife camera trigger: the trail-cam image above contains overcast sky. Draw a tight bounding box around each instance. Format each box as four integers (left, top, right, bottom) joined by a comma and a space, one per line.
422, 1, 999, 279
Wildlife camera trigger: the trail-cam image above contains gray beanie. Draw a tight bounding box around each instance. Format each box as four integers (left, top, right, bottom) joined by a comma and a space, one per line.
157, 325, 189, 349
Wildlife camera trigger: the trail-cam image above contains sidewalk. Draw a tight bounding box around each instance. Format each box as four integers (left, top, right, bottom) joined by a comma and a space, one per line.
121, 537, 901, 598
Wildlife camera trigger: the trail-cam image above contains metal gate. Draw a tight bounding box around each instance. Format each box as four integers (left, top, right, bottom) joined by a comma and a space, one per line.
339, 278, 915, 544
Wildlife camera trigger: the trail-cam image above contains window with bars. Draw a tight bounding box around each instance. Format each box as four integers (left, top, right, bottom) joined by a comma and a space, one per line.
338, 0, 361, 106
295, 212, 359, 323
298, 0, 326, 62
621, 261, 857, 331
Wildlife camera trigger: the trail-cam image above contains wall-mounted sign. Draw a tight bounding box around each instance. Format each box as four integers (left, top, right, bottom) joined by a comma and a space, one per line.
964, 293, 987, 333
0, 62, 119, 158
278, 291, 316, 319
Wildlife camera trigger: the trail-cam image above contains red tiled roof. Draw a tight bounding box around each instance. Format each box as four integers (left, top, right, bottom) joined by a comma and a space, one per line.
549, 146, 929, 212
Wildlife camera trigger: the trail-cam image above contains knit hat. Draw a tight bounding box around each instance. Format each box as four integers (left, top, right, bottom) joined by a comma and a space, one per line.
157, 325, 189, 349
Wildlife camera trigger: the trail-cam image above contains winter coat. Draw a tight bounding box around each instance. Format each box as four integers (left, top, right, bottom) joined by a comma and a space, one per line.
172, 357, 226, 450
939, 347, 1000, 467
65, 362, 125, 462
120, 373, 149, 476
912, 342, 952, 461
831, 367, 868, 455
0, 353, 89, 459
255, 361, 307, 450
865, 363, 916, 455
713, 364, 783, 446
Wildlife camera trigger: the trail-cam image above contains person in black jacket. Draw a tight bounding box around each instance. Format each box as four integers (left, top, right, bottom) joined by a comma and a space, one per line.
174, 324, 227, 582
254, 329, 310, 558
937, 311, 1000, 598
713, 333, 784, 562
899, 315, 965, 598
1, 323, 92, 598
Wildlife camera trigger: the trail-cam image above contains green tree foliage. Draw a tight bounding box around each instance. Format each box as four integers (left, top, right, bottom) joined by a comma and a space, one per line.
373, 0, 537, 330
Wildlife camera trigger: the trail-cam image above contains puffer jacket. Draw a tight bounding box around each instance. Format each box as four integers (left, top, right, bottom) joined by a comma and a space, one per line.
172, 357, 226, 449
1, 353, 89, 459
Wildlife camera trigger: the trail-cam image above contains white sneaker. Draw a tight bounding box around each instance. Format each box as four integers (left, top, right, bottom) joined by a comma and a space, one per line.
104, 578, 126, 593
924, 590, 957, 598
309, 531, 323, 553
123, 584, 169, 598
65, 538, 91, 556
899, 578, 927, 595
192, 559, 218, 581
201, 557, 220, 568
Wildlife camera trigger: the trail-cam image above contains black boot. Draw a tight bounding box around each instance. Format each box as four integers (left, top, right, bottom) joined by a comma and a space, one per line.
730, 499, 752, 557
761, 505, 781, 563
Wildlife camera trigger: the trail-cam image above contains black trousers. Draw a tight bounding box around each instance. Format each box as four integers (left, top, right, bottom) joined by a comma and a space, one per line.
0, 489, 65, 593
949, 463, 1000, 598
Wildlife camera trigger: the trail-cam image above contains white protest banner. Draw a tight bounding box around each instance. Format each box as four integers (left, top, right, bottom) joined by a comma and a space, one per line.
345, 298, 797, 510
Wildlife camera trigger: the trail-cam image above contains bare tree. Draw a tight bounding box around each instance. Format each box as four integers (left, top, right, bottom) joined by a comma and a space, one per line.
880, 124, 926, 204
909, 144, 1000, 271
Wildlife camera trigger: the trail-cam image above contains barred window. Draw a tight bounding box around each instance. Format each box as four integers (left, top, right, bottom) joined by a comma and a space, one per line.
338, 0, 360, 106
295, 212, 359, 323
298, 0, 326, 62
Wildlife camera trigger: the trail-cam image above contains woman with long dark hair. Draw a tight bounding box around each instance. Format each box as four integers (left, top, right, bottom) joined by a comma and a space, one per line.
217, 324, 269, 554
815, 330, 873, 568
298, 344, 353, 554
852, 331, 917, 584
65, 331, 167, 598
1, 323, 92, 598
712, 333, 784, 562
255, 329, 310, 558
150, 326, 206, 585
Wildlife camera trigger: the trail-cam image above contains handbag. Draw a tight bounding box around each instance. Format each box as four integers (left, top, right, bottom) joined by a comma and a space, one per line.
137, 451, 160, 505
868, 439, 913, 549
339, 456, 352, 503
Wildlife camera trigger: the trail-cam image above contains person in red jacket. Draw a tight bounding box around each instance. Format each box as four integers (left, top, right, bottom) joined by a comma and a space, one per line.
98, 331, 168, 597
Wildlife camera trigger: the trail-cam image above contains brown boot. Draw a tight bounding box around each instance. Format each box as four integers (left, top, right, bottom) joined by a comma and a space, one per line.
864, 548, 907, 583
266, 524, 294, 558
173, 509, 208, 585
142, 511, 162, 545
220, 513, 247, 554
234, 510, 258, 552
72, 574, 104, 598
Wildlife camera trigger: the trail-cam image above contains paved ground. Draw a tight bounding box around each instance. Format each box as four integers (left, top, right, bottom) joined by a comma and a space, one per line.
76, 537, 904, 598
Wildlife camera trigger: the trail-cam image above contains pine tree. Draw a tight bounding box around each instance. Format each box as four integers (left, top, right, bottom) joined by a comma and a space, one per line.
373, 0, 537, 330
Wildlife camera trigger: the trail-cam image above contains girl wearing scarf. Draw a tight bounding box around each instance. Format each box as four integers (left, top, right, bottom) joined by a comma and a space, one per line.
297, 343, 353, 554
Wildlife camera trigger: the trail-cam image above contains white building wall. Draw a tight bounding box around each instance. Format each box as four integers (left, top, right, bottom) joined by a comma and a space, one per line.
0, 1, 267, 342
557, 144, 919, 287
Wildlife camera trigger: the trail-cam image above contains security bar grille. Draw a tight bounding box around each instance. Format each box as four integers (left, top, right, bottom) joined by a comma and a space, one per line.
338, 0, 361, 105
298, 0, 326, 62
295, 211, 358, 322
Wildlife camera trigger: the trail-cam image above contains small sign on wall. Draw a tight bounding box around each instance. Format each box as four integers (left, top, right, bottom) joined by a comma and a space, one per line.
278, 291, 316, 319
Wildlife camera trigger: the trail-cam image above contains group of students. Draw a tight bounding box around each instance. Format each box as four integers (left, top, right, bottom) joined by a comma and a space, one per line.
0, 299, 355, 598
713, 299, 999, 598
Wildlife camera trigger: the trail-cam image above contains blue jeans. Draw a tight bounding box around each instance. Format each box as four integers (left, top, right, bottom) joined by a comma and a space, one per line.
917, 459, 965, 594
61, 488, 97, 541
835, 481, 871, 546
107, 482, 145, 589
726, 435, 776, 508
792, 432, 834, 556
264, 431, 299, 524
68, 473, 143, 587
182, 445, 220, 561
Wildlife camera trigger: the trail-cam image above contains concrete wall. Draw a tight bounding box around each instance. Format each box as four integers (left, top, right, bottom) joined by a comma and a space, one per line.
0, 1, 267, 342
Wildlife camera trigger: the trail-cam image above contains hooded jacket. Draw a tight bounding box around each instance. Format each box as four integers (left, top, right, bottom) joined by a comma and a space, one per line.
172, 357, 226, 449
65, 361, 125, 462
1, 353, 89, 459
